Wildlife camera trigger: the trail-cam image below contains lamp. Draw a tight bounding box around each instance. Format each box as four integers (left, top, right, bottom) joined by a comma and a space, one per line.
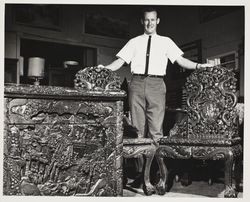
28, 57, 45, 85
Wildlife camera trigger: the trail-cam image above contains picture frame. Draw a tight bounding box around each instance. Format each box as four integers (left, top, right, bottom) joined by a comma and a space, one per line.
199, 6, 241, 23
13, 4, 62, 31
84, 12, 130, 39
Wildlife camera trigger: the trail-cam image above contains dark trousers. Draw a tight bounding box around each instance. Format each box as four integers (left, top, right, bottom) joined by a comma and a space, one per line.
129, 76, 166, 143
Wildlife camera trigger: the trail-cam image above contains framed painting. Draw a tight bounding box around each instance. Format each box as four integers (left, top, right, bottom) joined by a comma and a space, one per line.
84, 12, 130, 39
199, 6, 242, 23
13, 4, 61, 31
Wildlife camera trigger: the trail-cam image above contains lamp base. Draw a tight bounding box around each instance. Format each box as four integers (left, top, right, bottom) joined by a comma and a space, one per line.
34, 80, 40, 86
30, 77, 42, 86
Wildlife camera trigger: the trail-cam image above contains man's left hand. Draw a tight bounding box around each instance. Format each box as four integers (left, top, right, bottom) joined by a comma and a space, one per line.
199, 63, 214, 68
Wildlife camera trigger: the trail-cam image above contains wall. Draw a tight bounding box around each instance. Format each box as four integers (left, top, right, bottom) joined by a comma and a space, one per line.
5, 5, 244, 96
129, 6, 244, 96
5, 4, 132, 82
5, 6, 127, 62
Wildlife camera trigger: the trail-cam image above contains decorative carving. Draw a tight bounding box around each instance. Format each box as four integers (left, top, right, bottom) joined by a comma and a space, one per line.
159, 137, 241, 146
157, 144, 242, 160
156, 66, 242, 198
5, 122, 118, 196
74, 66, 121, 91
156, 145, 191, 159
8, 99, 116, 125
224, 185, 238, 198
185, 66, 238, 141
4, 83, 125, 98
164, 66, 239, 143
123, 144, 156, 158
4, 83, 125, 196
192, 144, 242, 159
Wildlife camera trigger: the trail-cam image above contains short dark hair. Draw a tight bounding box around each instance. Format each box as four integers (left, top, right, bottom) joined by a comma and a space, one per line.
141, 7, 159, 19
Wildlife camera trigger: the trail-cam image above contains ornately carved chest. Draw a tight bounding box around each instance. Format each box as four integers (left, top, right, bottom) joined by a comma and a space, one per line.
4, 83, 125, 196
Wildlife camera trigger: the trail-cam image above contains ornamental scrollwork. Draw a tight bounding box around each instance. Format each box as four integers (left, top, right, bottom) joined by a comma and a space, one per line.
123, 145, 156, 158
184, 66, 238, 140
163, 66, 240, 143
4, 118, 120, 196
74, 66, 121, 91
9, 99, 116, 125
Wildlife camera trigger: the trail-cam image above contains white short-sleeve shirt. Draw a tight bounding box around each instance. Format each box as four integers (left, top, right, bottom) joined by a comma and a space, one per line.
116, 33, 184, 76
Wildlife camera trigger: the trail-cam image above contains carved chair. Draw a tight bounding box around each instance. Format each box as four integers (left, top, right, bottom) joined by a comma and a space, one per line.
75, 67, 157, 196
155, 66, 242, 197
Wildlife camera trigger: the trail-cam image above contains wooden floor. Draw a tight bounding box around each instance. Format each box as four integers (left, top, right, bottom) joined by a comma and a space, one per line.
123, 180, 243, 197
123, 158, 243, 197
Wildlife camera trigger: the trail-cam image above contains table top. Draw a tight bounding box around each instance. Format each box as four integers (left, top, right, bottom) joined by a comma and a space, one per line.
4, 83, 126, 100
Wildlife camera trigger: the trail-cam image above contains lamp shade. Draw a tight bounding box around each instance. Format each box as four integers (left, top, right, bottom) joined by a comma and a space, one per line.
19, 56, 24, 76
28, 57, 45, 77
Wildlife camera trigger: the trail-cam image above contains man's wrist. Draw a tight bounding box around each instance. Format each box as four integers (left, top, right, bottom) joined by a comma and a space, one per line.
195, 63, 200, 70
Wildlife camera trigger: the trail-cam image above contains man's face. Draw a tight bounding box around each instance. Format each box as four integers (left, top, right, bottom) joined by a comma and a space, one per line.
142, 11, 160, 35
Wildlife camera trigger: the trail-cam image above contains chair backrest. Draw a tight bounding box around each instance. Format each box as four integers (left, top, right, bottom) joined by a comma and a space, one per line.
74, 66, 121, 91
184, 66, 239, 141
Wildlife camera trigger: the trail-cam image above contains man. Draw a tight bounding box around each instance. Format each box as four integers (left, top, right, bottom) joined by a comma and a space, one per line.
99, 7, 212, 186
99, 7, 212, 140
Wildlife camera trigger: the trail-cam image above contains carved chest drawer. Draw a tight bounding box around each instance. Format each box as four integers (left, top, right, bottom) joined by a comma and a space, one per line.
4, 84, 125, 196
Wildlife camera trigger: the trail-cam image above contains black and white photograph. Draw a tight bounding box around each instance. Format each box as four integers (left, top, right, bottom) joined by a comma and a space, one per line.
1, 0, 248, 201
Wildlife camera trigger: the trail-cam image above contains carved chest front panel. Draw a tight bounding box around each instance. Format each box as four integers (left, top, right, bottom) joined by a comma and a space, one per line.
4, 84, 125, 196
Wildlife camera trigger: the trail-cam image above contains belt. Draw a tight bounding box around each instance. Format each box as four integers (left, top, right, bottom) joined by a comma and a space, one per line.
132, 73, 164, 78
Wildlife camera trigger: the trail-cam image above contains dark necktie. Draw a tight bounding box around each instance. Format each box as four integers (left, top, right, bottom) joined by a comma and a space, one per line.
144, 35, 152, 75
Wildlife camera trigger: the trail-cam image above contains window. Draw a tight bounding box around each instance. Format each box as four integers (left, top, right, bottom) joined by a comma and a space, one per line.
207, 51, 241, 95
206, 51, 239, 71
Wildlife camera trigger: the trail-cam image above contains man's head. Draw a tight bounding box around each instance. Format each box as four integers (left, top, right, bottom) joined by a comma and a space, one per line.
141, 7, 160, 35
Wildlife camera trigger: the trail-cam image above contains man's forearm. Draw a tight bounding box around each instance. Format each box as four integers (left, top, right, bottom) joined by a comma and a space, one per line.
176, 56, 198, 70
176, 56, 213, 70
105, 58, 125, 71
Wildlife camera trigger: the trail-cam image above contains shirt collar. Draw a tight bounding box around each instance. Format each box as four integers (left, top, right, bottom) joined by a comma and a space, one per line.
143, 33, 158, 38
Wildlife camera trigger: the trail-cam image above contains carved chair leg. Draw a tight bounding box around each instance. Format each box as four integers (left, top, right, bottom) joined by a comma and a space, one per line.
234, 156, 243, 192
155, 155, 167, 195
142, 152, 156, 196
207, 160, 217, 185
122, 159, 128, 187
175, 175, 180, 182
180, 172, 192, 186
224, 151, 237, 198
180, 160, 192, 186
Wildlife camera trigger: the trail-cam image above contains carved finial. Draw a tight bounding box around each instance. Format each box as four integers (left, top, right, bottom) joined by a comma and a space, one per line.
74, 66, 121, 91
